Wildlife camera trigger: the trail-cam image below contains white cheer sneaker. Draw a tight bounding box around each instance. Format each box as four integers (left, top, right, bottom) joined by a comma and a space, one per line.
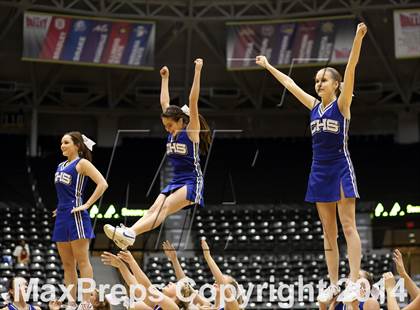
317, 283, 341, 303
103, 224, 136, 250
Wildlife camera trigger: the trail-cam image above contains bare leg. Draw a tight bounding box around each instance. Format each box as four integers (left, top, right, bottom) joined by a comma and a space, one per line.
130, 186, 191, 235
57, 242, 77, 302
316, 202, 339, 285
337, 188, 361, 283
71, 239, 94, 303
129, 194, 167, 234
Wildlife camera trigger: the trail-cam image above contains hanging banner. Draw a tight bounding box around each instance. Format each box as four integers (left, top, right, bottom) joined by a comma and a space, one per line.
394, 9, 420, 59
226, 16, 355, 70
23, 12, 155, 70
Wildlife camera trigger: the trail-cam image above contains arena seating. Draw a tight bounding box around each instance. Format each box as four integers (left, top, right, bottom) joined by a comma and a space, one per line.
0, 205, 62, 310
193, 207, 324, 251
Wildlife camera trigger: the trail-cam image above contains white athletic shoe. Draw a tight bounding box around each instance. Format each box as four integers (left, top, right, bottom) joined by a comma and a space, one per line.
104, 224, 136, 249
317, 283, 340, 303
337, 280, 360, 303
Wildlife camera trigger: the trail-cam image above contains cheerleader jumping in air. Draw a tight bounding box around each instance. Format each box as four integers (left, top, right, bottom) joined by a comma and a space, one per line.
256, 23, 368, 303
104, 59, 211, 249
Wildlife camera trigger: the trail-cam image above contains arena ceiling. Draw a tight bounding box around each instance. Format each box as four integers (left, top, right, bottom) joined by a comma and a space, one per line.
0, 0, 419, 118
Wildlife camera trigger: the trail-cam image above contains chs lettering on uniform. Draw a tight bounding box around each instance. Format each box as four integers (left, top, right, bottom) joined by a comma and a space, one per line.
55, 172, 72, 185
166, 143, 188, 155
311, 119, 340, 135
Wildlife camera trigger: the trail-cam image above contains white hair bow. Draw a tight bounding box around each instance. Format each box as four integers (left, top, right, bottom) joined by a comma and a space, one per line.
181, 105, 190, 116
82, 134, 96, 151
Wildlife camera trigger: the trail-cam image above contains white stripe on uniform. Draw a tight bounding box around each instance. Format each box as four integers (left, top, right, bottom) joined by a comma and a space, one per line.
343, 119, 359, 197
192, 142, 203, 204
73, 173, 82, 238
74, 173, 86, 238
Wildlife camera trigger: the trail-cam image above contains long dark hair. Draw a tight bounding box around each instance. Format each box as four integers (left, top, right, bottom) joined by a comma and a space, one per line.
64, 131, 92, 161
316, 67, 343, 96
161, 105, 212, 155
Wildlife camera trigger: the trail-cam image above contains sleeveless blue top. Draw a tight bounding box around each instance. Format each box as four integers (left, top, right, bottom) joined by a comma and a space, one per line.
310, 100, 350, 161
166, 129, 202, 182
54, 158, 87, 208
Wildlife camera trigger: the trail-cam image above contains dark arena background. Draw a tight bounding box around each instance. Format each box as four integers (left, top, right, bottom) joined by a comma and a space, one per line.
0, 1, 419, 310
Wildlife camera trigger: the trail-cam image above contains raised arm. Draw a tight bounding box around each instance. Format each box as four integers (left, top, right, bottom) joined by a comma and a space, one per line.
104, 252, 177, 309
383, 272, 420, 310
163, 241, 211, 307
117, 250, 153, 289
72, 159, 108, 213
255, 55, 317, 110
338, 22, 367, 117
201, 240, 239, 310
394, 249, 420, 300
160, 66, 170, 112
163, 240, 186, 280
186, 58, 202, 142
101, 251, 147, 298
384, 272, 401, 310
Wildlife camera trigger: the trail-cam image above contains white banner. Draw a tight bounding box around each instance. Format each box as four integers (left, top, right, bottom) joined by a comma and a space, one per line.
394, 9, 420, 58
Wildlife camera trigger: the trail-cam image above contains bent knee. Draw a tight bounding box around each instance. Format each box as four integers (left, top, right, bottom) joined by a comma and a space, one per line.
149, 200, 166, 213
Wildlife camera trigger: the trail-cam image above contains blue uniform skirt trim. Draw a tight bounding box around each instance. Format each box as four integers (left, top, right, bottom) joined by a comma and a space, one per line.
161, 176, 204, 208
305, 157, 359, 203
52, 206, 95, 242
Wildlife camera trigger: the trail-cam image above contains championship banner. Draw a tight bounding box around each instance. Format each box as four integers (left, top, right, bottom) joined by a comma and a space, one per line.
226, 16, 355, 70
394, 9, 420, 59
23, 12, 155, 69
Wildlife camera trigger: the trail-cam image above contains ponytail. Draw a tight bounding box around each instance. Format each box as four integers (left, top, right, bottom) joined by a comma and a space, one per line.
198, 114, 211, 155
65, 131, 93, 161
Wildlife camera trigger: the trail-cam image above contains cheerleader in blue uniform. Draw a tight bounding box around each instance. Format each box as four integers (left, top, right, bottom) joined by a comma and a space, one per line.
1, 277, 40, 310
104, 59, 211, 249
256, 23, 368, 303
53, 131, 108, 307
